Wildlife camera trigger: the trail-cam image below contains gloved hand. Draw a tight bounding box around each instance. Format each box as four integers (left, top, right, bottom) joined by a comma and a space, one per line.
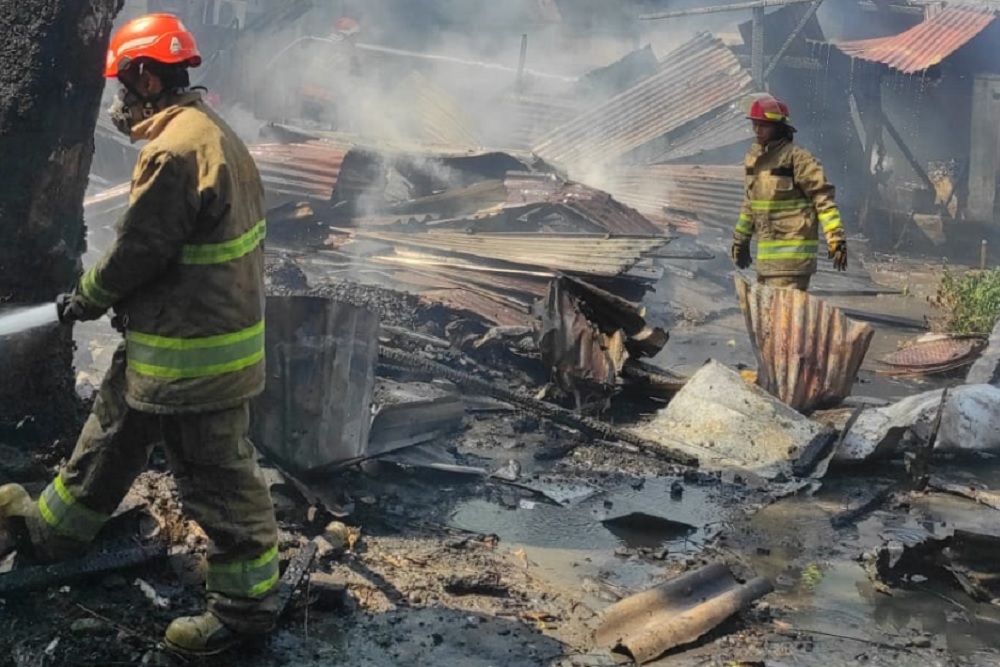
829, 241, 848, 271
55, 291, 105, 324
732, 239, 752, 269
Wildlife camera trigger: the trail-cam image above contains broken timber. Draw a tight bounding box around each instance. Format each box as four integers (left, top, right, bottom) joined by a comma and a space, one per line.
379, 345, 699, 466
276, 540, 318, 618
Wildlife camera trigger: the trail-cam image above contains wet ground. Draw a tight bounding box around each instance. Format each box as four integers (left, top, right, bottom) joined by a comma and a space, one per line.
6, 239, 998, 666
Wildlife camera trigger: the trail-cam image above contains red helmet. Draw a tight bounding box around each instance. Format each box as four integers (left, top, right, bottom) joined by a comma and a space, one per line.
105, 14, 202, 79
333, 17, 360, 36
747, 94, 792, 124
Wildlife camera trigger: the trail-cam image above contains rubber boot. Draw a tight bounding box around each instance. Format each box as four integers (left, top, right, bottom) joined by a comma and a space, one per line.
164, 611, 243, 656
0, 484, 32, 518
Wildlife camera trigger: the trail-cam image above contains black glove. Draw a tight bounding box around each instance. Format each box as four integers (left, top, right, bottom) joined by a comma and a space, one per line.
55, 291, 106, 324
829, 241, 848, 272
732, 239, 752, 269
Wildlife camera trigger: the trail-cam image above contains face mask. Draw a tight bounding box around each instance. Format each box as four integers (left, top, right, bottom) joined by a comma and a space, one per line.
107, 87, 152, 136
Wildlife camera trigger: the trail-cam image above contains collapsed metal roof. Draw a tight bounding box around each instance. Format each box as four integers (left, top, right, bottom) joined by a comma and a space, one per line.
592, 164, 744, 234
334, 229, 668, 277
249, 142, 352, 201
646, 106, 752, 164
531, 32, 755, 174
832, 5, 996, 74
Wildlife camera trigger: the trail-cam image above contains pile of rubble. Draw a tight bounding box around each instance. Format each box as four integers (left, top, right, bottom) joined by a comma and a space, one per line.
44, 21, 1000, 667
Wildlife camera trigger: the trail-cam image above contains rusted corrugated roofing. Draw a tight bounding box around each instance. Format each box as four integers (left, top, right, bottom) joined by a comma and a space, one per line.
591, 165, 744, 234
532, 33, 754, 174
502, 172, 664, 235
335, 228, 668, 277
736, 277, 875, 412
249, 142, 349, 201
596, 563, 773, 665
648, 107, 752, 164
832, 6, 996, 73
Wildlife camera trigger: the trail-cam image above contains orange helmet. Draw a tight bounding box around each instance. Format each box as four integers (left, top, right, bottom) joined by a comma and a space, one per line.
747, 94, 792, 124
105, 14, 202, 79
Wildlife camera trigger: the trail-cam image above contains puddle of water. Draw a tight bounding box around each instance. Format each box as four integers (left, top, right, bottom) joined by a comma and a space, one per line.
448, 477, 733, 598
746, 483, 1000, 655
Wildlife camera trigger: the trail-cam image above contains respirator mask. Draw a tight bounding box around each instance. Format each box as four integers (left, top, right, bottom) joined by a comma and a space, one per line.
107, 87, 156, 137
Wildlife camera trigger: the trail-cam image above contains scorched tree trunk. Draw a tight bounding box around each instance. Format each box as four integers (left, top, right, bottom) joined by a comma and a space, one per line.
0, 0, 122, 442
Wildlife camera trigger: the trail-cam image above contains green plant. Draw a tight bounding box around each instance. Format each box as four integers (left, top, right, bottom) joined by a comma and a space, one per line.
935, 268, 1000, 335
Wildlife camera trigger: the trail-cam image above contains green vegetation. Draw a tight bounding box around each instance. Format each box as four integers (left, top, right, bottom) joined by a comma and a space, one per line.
936, 268, 1000, 335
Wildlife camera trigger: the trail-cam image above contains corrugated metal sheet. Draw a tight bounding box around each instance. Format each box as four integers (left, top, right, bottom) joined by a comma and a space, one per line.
736, 276, 875, 412
595, 563, 773, 665
249, 142, 349, 201
249, 141, 385, 205
833, 6, 996, 73
399, 71, 483, 147
335, 228, 669, 277
591, 165, 744, 234
648, 107, 752, 164
502, 172, 664, 235
532, 33, 755, 174
252, 296, 379, 474
492, 93, 583, 149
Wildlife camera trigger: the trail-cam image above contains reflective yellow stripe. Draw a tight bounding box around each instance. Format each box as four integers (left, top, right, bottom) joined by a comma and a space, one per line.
207, 544, 280, 599
180, 219, 266, 265
79, 268, 118, 309
37, 474, 109, 542
818, 209, 843, 233
758, 240, 818, 260
735, 218, 753, 235
750, 199, 810, 212
126, 320, 264, 379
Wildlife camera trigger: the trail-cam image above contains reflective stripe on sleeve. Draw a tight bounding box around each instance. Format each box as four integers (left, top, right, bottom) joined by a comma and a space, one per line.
79, 268, 119, 309
818, 208, 843, 233
735, 213, 753, 235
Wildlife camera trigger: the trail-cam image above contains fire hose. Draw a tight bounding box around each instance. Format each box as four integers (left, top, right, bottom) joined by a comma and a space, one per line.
378, 345, 699, 467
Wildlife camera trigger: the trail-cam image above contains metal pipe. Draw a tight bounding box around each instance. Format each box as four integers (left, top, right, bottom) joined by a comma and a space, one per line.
982, 239, 988, 270
751, 6, 765, 87
763, 0, 825, 79
640, 0, 813, 21
516, 33, 528, 93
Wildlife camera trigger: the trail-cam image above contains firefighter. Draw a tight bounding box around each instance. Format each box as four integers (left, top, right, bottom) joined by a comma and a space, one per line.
0, 14, 278, 656
731, 94, 848, 290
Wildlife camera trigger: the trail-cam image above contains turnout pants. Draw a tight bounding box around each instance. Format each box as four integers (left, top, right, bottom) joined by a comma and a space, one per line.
758, 275, 811, 291
26, 345, 279, 634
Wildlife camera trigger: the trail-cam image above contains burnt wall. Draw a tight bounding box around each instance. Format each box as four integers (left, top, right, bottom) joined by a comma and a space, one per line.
0, 0, 123, 439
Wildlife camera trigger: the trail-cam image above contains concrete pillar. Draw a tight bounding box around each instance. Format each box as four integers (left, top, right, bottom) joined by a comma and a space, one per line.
967, 74, 1000, 223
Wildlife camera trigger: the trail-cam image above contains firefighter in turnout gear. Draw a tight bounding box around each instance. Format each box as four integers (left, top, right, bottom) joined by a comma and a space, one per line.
0, 14, 279, 657
731, 94, 848, 290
